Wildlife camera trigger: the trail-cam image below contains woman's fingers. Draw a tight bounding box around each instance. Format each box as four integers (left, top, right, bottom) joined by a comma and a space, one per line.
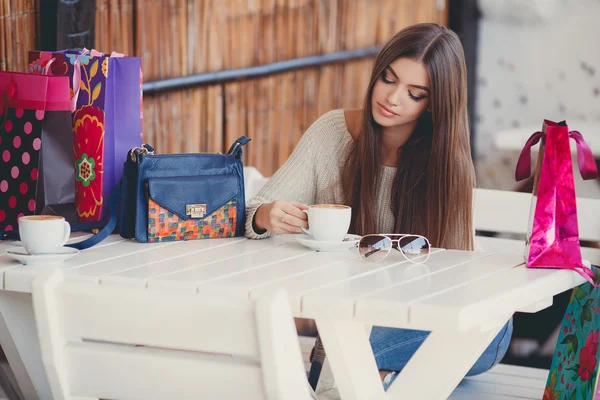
281, 214, 308, 232
271, 223, 303, 235
280, 212, 308, 229
280, 202, 309, 221
265, 200, 311, 234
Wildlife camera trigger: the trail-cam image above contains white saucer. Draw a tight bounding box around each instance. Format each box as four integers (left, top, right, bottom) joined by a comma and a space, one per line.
295, 234, 362, 252
6, 246, 79, 265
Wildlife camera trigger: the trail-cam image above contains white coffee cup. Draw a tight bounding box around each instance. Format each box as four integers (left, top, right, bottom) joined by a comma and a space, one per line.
18, 215, 71, 255
301, 204, 351, 242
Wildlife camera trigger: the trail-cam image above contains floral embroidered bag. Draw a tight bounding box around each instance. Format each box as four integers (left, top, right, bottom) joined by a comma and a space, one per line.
28, 49, 142, 222
545, 269, 600, 400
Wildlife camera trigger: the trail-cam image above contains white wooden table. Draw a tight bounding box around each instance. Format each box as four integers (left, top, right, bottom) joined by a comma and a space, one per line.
0, 234, 586, 400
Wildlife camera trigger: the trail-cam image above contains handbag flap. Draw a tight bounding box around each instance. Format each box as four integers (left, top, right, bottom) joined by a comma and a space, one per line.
147, 175, 240, 220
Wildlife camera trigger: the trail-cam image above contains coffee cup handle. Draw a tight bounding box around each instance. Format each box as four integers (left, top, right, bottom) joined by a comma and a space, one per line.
301, 210, 311, 235
60, 221, 71, 247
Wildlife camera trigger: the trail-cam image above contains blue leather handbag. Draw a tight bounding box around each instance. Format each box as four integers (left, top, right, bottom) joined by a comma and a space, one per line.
57, 136, 251, 250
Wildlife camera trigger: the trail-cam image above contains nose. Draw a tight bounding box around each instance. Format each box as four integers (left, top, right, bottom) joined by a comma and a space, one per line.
387, 87, 402, 108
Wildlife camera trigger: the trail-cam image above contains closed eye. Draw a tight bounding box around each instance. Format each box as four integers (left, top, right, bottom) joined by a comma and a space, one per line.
381, 70, 396, 85
408, 91, 426, 102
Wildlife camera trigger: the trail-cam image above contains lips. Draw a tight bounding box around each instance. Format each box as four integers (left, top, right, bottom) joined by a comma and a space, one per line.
377, 102, 398, 117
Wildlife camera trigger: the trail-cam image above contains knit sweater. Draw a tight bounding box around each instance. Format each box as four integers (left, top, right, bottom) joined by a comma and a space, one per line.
245, 109, 398, 239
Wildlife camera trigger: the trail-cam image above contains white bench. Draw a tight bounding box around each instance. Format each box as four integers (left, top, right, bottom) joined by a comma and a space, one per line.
474, 188, 600, 264
31, 268, 315, 400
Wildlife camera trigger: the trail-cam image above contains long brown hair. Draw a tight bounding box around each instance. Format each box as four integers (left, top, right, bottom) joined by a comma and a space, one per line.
342, 23, 475, 250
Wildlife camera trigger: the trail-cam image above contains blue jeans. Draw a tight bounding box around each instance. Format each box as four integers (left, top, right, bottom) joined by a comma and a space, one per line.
370, 318, 513, 391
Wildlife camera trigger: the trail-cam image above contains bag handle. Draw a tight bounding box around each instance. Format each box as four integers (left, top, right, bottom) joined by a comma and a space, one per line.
572, 264, 600, 288
227, 136, 251, 159
65, 182, 120, 250
569, 131, 598, 180
0, 80, 16, 131
42, 57, 81, 112
515, 131, 544, 181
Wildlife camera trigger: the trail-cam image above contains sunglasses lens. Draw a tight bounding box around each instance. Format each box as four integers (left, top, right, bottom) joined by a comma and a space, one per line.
398, 235, 430, 262
359, 235, 392, 262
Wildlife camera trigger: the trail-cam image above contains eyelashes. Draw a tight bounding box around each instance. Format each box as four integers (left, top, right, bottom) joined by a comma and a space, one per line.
380, 71, 427, 103
409, 92, 426, 102
381, 72, 394, 84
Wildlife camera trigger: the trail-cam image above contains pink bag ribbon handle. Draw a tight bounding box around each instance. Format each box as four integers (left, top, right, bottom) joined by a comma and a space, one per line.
70, 61, 81, 112
41, 56, 80, 113
0, 80, 17, 131
515, 131, 544, 181
572, 264, 600, 288
569, 131, 598, 180
82, 48, 125, 58
81, 48, 104, 57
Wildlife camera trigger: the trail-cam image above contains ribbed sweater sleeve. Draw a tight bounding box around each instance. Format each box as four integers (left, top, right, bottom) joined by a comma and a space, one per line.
244, 112, 345, 239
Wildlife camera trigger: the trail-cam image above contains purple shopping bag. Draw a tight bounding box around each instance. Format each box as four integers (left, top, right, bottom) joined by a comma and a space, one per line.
28, 49, 142, 222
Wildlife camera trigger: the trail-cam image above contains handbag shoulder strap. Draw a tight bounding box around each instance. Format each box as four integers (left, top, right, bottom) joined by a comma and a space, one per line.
227, 136, 251, 159
65, 182, 121, 250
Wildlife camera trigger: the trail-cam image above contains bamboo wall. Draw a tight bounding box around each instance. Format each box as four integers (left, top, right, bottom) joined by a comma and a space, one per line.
0, 0, 37, 72
2, 0, 447, 176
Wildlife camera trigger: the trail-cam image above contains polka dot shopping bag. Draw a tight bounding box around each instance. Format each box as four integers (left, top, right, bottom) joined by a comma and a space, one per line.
0, 71, 74, 235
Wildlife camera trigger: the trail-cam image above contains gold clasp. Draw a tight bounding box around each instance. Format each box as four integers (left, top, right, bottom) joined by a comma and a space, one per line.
186, 204, 207, 218
129, 145, 155, 162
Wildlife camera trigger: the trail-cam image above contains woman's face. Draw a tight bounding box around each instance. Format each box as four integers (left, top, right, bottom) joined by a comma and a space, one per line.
371, 57, 431, 128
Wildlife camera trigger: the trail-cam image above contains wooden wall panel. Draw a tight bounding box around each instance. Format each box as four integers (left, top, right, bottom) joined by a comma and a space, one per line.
0, 0, 447, 176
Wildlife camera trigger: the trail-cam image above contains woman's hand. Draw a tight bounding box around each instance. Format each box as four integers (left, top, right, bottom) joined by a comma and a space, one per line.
253, 200, 309, 234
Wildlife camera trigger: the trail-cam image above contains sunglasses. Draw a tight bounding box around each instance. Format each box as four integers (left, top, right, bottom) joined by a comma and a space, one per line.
357, 234, 431, 263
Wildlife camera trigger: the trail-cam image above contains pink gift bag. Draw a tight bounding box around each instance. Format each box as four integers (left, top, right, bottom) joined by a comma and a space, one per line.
0, 71, 74, 234
516, 120, 598, 284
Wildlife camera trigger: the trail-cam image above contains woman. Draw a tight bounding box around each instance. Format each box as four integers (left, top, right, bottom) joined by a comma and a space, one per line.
246, 23, 512, 390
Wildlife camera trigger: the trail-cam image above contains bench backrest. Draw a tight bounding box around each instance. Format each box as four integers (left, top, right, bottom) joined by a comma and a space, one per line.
474, 188, 600, 264
31, 269, 311, 400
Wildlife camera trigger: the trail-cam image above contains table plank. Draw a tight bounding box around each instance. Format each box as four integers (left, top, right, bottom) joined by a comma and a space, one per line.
0, 234, 127, 292
149, 241, 312, 290
246, 249, 438, 316
210, 249, 359, 288
351, 253, 524, 331
408, 262, 585, 331
102, 236, 301, 288
301, 250, 485, 323
71, 237, 245, 283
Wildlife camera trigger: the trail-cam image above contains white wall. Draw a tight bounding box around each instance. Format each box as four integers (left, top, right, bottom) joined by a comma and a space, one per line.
474, 0, 600, 198
475, 0, 600, 157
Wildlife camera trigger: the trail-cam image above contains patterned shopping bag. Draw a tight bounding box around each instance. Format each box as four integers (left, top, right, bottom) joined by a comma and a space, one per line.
545, 270, 600, 399
0, 71, 74, 233
516, 120, 598, 284
28, 49, 142, 222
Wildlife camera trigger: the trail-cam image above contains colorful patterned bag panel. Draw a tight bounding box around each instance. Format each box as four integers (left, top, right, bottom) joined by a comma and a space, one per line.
145, 175, 241, 243
28, 50, 142, 223
545, 272, 600, 400
148, 199, 237, 242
